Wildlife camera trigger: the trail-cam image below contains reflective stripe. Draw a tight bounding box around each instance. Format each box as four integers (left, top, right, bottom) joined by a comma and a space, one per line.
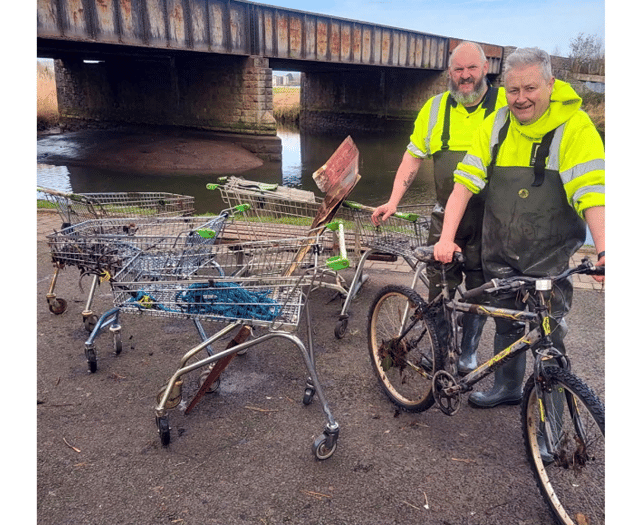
407, 142, 427, 158
546, 124, 566, 171
560, 159, 606, 185
572, 184, 605, 205
455, 167, 486, 191
490, 107, 510, 150
425, 93, 445, 156
461, 153, 486, 172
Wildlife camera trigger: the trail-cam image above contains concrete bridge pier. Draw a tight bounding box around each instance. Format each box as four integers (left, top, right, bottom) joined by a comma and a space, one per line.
300, 67, 449, 135
54, 53, 281, 161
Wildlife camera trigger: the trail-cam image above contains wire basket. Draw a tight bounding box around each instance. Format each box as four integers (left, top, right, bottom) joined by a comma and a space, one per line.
37, 187, 195, 226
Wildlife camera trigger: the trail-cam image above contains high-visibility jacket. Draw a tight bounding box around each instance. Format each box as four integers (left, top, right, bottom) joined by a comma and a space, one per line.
453, 80, 605, 220
454, 80, 605, 277
407, 86, 507, 208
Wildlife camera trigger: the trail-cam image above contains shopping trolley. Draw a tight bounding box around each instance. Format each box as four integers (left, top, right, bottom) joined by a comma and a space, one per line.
47, 209, 246, 371
208, 177, 363, 318
110, 222, 350, 458
334, 200, 435, 337
38, 186, 195, 324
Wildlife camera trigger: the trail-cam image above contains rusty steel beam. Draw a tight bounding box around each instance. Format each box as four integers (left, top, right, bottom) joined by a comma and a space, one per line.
37, 0, 502, 72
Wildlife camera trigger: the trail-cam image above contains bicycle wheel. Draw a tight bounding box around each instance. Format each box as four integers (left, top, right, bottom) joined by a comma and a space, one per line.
521, 367, 605, 525
367, 284, 443, 412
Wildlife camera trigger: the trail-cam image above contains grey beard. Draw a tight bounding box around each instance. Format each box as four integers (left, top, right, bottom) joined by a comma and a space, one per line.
449, 78, 487, 105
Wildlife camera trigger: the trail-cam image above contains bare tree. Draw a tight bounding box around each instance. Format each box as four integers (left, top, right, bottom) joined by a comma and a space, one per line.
569, 33, 604, 75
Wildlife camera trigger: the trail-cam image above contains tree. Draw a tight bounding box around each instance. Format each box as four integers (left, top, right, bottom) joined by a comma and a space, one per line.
568, 33, 604, 75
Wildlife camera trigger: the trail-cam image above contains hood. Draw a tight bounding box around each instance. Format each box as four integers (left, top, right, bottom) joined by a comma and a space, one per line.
511, 79, 582, 141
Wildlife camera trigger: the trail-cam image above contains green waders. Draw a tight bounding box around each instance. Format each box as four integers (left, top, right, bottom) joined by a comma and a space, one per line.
427, 149, 487, 374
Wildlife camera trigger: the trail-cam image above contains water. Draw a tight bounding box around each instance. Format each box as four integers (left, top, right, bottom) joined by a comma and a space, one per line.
36, 126, 593, 245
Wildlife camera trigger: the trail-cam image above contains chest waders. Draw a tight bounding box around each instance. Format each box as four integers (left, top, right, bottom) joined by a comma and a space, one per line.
427, 88, 499, 373
469, 118, 586, 408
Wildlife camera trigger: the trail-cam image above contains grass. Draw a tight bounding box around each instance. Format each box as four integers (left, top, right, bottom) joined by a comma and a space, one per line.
273, 86, 300, 125
37, 61, 59, 131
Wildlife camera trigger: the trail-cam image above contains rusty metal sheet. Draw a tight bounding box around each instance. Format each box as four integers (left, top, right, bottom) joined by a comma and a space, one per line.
262, 10, 274, 55
118, 0, 136, 43
288, 15, 302, 59
304, 16, 316, 59
340, 23, 351, 62
228, 4, 247, 52
329, 21, 340, 60
93, 0, 118, 43
166, 0, 186, 47
317, 19, 328, 60
147, 0, 167, 46
191, 0, 209, 51
209, 1, 226, 51
60, 0, 89, 39
352, 26, 362, 63
362, 27, 372, 63
381, 29, 391, 64
37, 0, 61, 38
277, 12, 288, 56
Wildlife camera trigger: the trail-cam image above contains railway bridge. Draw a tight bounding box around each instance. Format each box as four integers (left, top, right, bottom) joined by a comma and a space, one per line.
37, 0, 504, 160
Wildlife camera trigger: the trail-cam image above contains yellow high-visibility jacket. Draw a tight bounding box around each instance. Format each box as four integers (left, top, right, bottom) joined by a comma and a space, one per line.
454, 80, 604, 219
407, 86, 507, 158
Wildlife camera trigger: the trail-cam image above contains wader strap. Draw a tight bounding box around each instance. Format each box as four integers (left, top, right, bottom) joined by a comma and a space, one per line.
489, 117, 511, 171
482, 86, 499, 117
532, 128, 557, 187
440, 95, 453, 151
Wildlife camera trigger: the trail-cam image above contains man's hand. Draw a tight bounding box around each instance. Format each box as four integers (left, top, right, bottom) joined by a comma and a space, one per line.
434, 240, 462, 263
371, 203, 397, 226
593, 255, 605, 284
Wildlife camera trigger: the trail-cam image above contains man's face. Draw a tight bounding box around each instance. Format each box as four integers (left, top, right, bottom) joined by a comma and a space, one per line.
505, 64, 555, 124
448, 46, 489, 105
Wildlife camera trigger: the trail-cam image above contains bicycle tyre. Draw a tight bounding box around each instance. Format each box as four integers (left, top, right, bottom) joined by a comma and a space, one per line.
367, 284, 444, 412
521, 367, 605, 525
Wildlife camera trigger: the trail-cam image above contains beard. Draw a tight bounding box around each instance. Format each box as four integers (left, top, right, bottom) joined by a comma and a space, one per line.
449, 76, 487, 105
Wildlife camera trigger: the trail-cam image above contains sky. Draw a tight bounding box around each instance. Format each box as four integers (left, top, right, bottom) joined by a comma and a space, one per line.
256, 0, 605, 57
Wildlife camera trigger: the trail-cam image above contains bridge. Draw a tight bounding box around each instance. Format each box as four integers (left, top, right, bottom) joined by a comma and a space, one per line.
37, 0, 505, 160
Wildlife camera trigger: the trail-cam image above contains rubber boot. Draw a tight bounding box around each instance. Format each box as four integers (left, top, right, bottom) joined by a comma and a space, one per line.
457, 314, 486, 375
468, 332, 526, 408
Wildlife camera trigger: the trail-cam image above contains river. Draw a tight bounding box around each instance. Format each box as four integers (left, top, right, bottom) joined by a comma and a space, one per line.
36, 126, 593, 245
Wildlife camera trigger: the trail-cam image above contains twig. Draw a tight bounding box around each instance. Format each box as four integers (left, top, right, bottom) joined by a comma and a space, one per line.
301, 490, 331, 500
402, 500, 422, 511
244, 405, 278, 413
62, 437, 81, 453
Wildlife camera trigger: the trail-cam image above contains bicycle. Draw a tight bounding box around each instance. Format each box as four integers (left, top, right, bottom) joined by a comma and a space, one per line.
367, 245, 604, 525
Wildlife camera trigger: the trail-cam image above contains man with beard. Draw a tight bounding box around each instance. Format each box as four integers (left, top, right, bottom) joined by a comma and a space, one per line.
372, 41, 506, 374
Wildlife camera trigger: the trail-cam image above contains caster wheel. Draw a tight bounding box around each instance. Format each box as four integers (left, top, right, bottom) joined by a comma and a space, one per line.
334, 318, 348, 339
83, 314, 99, 333
48, 298, 67, 315
198, 367, 221, 394
156, 381, 183, 410
312, 433, 338, 460
303, 387, 315, 405
113, 331, 122, 355
157, 416, 171, 446
86, 348, 97, 373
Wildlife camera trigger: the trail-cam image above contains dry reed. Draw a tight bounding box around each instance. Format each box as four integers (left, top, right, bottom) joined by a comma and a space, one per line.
37, 61, 59, 130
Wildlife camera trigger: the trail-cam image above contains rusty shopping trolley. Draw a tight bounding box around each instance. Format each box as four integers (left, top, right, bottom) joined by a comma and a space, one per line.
46, 209, 246, 372
38, 186, 195, 324
110, 221, 350, 459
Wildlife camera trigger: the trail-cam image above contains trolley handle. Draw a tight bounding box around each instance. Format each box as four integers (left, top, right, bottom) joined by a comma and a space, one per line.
324, 221, 350, 271
342, 200, 420, 223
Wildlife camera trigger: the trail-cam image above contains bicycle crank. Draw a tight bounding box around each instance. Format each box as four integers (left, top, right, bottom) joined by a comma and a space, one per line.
432, 370, 461, 416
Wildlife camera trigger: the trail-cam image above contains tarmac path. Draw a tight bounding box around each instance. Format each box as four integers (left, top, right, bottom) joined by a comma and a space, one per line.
35, 210, 605, 525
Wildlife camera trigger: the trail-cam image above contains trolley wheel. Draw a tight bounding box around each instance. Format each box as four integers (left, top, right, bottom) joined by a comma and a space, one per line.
312, 433, 338, 460
86, 348, 97, 374
198, 367, 221, 394
334, 318, 348, 339
48, 298, 67, 315
156, 416, 171, 447
303, 387, 315, 405
83, 314, 99, 333
112, 331, 122, 355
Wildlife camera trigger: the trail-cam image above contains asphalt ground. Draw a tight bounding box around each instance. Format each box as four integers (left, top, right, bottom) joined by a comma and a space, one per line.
33, 210, 607, 525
